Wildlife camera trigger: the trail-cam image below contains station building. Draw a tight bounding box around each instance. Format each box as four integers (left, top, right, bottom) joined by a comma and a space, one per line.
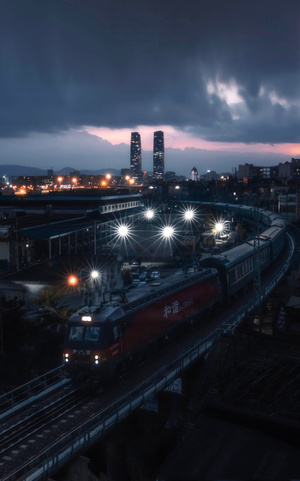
0, 192, 144, 274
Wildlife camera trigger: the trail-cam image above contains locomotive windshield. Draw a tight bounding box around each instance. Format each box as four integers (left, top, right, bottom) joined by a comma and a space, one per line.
68, 325, 100, 342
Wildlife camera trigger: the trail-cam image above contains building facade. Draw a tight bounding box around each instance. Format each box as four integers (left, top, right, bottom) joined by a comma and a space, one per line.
190, 167, 198, 181
238, 159, 300, 182
153, 131, 165, 180
130, 132, 142, 182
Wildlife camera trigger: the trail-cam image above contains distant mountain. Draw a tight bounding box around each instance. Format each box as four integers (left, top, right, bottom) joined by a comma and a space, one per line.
0, 165, 120, 177
0, 165, 47, 176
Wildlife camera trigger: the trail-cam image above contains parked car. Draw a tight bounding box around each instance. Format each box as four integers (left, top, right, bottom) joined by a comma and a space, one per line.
139, 271, 147, 281
150, 271, 160, 280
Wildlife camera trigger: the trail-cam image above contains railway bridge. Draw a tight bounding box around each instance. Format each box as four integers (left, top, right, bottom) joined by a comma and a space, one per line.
0, 230, 295, 481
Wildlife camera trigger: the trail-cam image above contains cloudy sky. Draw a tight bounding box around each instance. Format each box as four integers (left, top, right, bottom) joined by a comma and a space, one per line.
1, 0, 300, 176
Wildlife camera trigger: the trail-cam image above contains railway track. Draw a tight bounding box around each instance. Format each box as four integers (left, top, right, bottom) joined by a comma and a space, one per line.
0, 234, 294, 481
0, 390, 83, 457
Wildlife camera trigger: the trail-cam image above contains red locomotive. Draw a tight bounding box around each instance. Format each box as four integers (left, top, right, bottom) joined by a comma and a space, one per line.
63, 268, 222, 390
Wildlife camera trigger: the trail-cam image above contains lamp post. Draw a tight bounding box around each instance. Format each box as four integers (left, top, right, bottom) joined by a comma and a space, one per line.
90, 270, 100, 305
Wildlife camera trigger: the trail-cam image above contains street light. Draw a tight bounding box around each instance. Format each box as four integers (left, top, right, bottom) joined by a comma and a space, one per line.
145, 208, 155, 220
118, 224, 129, 238
183, 208, 196, 222
90, 270, 101, 304
90, 270, 100, 281
68, 275, 78, 287
215, 222, 224, 233
161, 225, 175, 239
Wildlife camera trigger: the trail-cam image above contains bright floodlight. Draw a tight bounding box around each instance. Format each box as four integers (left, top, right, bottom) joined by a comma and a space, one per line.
91, 270, 100, 279
162, 226, 175, 239
145, 209, 155, 220
118, 225, 129, 237
184, 209, 194, 221
215, 222, 224, 233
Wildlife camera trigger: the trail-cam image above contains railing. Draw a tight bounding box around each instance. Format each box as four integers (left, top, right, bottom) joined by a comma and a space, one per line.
8, 332, 217, 481
3, 233, 296, 481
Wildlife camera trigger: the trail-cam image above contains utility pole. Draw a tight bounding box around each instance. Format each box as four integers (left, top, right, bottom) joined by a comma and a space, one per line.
0, 295, 3, 358
253, 207, 262, 332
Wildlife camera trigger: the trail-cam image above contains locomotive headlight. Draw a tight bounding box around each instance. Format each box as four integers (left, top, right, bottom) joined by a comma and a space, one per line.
64, 353, 69, 363
94, 354, 99, 365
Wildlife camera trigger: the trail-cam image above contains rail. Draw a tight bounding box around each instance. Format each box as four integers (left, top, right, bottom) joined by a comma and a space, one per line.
8, 332, 217, 481
0, 366, 69, 421
2, 233, 296, 481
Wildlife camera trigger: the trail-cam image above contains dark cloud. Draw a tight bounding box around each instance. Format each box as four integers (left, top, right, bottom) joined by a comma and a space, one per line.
0, 0, 300, 144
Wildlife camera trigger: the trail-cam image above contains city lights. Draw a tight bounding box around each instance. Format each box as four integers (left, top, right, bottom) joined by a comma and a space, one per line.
145, 208, 155, 220
118, 225, 129, 237
90, 270, 100, 280
68, 275, 78, 286
184, 208, 195, 221
215, 222, 225, 233
162, 225, 175, 239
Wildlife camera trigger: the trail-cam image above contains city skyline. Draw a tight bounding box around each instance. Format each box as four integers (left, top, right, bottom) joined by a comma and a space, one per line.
1, 0, 300, 176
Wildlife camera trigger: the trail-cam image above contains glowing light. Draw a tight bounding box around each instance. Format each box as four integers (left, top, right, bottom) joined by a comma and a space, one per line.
106, 174, 111, 180
68, 275, 78, 286
215, 222, 224, 233
57, 177, 63, 182
101, 180, 107, 186
145, 209, 155, 220
184, 209, 195, 221
118, 225, 129, 237
162, 226, 175, 239
72, 177, 77, 183
130, 179, 134, 184
125, 175, 130, 180
175, 185, 180, 190
91, 270, 100, 279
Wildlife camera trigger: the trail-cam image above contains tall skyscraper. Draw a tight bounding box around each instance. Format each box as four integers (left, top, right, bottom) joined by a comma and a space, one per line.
130, 132, 142, 182
153, 131, 164, 180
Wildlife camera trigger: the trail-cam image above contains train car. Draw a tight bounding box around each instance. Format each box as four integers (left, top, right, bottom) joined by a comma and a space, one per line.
63, 267, 222, 390
201, 237, 271, 299
213, 203, 284, 227
259, 223, 286, 262
201, 216, 286, 299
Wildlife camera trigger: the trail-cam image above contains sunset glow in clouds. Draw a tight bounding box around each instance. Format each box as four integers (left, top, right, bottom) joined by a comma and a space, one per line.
1, 0, 300, 174
84, 126, 300, 158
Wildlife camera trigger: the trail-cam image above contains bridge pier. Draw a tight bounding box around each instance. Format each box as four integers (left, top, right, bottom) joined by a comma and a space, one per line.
107, 439, 128, 481
61, 455, 91, 481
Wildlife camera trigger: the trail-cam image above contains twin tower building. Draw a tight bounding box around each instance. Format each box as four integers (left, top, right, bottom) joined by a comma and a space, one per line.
130, 131, 164, 182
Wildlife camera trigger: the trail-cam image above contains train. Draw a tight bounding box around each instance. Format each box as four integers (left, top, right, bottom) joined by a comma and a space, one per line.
63, 205, 288, 390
